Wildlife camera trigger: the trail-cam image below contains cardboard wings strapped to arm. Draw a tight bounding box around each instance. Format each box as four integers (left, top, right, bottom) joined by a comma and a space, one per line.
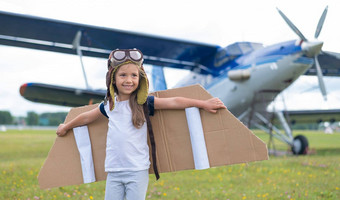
38, 84, 268, 189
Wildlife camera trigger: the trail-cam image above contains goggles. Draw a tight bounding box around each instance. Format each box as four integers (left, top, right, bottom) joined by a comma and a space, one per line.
108, 49, 143, 69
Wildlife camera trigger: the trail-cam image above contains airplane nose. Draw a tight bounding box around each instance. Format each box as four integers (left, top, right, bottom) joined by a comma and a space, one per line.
301, 40, 323, 57
19, 83, 28, 96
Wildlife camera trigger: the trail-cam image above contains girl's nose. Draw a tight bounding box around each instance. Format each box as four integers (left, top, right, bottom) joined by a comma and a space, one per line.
126, 76, 132, 83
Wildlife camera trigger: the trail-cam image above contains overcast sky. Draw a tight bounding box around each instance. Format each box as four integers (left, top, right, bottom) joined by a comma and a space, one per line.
1, 0, 340, 116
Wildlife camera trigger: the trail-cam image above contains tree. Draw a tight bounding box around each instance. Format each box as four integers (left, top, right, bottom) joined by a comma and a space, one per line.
40, 112, 67, 126
0, 111, 13, 124
26, 111, 39, 125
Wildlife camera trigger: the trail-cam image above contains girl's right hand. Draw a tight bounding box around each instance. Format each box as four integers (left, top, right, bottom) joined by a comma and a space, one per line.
203, 97, 227, 113
56, 124, 68, 137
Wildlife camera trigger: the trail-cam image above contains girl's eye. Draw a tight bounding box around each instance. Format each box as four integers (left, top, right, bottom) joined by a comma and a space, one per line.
119, 74, 126, 77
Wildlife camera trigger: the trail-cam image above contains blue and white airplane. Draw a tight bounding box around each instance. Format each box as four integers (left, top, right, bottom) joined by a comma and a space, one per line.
1, 6, 339, 154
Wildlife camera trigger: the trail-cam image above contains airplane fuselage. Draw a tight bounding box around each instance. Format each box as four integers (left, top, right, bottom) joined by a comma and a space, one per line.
175, 40, 314, 117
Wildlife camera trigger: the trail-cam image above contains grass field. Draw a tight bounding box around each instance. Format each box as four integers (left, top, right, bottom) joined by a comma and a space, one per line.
1, 129, 339, 200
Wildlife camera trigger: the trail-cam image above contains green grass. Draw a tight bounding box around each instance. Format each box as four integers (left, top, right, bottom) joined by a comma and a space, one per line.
1, 129, 339, 199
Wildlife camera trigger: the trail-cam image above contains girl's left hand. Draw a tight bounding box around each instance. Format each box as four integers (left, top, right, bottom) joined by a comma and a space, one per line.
203, 97, 227, 113
56, 124, 68, 137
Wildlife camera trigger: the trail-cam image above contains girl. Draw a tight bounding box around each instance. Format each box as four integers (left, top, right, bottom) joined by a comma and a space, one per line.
56, 48, 226, 200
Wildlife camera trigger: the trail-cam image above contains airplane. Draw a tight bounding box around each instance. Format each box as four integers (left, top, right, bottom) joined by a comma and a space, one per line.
1, 6, 340, 155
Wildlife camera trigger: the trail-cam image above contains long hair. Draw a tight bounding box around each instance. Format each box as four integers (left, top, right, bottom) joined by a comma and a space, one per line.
106, 65, 146, 129
105, 66, 115, 110
129, 87, 145, 129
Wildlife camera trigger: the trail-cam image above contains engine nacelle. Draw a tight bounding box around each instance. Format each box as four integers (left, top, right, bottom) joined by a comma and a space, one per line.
228, 69, 251, 81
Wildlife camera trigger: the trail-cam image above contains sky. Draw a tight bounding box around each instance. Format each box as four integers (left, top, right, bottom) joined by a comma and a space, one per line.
1, 0, 340, 116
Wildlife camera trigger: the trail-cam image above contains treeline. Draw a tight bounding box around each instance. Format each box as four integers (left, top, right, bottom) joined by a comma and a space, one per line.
0, 110, 67, 126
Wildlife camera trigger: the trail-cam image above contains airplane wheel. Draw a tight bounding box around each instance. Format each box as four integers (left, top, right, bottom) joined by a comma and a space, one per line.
291, 135, 309, 155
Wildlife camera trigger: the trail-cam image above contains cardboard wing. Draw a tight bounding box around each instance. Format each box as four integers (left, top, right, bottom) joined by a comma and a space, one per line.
38, 104, 108, 189
149, 84, 268, 172
38, 84, 268, 189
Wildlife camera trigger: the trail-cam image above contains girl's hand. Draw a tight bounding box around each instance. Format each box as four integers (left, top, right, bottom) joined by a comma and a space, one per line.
203, 97, 227, 113
55, 107, 102, 137
56, 124, 68, 137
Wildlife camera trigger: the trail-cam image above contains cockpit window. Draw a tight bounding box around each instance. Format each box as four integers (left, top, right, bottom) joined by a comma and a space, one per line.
221, 42, 264, 57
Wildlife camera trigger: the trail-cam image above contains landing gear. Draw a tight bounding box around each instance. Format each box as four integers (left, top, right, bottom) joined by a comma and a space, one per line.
291, 135, 309, 155
239, 107, 310, 156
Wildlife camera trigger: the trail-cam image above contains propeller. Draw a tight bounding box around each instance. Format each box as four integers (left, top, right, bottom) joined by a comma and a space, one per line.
277, 6, 328, 101
276, 8, 308, 41
315, 6, 328, 39
314, 55, 327, 100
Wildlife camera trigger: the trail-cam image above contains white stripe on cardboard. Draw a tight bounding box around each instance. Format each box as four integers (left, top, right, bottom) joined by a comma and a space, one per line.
73, 126, 96, 183
185, 107, 210, 170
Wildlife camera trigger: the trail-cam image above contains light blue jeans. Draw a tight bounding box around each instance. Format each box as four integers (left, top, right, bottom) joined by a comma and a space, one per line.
105, 170, 149, 200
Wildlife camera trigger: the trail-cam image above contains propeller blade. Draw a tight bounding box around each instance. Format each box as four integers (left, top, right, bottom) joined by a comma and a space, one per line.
276, 8, 308, 41
315, 6, 328, 39
314, 55, 327, 101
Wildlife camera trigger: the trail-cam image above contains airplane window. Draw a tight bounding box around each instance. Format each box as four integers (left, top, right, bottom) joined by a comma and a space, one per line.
225, 42, 263, 56
238, 43, 253, 54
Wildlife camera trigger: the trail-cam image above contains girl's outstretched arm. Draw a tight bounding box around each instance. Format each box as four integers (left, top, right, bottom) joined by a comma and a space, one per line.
154, 97, 226, 113
56, 107, 102, 137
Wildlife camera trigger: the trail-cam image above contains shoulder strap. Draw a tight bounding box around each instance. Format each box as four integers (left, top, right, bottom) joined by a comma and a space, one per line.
143, 103, 160, 180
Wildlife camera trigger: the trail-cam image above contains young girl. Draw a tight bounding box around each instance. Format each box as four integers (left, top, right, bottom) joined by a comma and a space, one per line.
56, 48, 226, 200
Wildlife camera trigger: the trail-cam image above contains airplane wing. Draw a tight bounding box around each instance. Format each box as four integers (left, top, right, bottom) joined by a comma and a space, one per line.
273, 109, 340, 125
20, 83, 105, 107
2, 11, 340, 108
306, 51, 340, 76
3, 10, 340, 76
0, 11, 219, 73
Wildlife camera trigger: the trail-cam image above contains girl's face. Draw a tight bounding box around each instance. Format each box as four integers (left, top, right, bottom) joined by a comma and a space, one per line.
114, 63, 140, 101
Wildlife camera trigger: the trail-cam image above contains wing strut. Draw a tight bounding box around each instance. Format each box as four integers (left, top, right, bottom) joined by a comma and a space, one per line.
72, 30, 90, 89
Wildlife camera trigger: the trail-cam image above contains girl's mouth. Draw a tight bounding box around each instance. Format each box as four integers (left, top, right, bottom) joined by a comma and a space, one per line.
123, 85, 134, 89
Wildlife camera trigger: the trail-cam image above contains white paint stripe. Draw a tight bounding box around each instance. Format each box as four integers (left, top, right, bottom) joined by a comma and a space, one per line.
185, 107, 210, 170
73, 126, 96, 183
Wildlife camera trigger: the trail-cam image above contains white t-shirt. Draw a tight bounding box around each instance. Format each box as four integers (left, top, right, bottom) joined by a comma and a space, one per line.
99, 96, 154, 172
